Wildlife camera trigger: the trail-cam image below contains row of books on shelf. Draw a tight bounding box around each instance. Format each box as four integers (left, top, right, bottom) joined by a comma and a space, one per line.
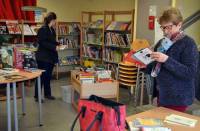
83, 20, 131, 31
57, 23, 80, 35
83, 45, 102, 60
58, 56, 80, 66
83, 20, 103, 29
58, 37, 79, 49
83, 29, 103, 44
106, 21, 131, 31
58, 24, 68, 35
105, 32, 131, 47
104, 49, 122, 63
0, 44, 37, 70
0, 21, 41, 35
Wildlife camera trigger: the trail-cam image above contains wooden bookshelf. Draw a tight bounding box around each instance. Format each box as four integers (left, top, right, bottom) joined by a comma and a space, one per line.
80, 11, 104, 66
54, 22, 81, 79
103, 10, 135, 79
0, 19, 41, 100
80, 10, 135, 80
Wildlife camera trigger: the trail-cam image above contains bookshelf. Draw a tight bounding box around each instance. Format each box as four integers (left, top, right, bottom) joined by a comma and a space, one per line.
80, 11, 104, 67
0, 19, 41, 101
55, 22, 81, 79
103, 10, 134, 79
80, 10, 134, 79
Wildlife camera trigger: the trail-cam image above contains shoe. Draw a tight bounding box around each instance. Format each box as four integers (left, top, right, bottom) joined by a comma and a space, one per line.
35, 98, 44, 103
45, 96, 56, 100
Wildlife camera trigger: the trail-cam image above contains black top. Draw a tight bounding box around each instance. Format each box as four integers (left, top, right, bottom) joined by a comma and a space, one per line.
36, 25, 59, 64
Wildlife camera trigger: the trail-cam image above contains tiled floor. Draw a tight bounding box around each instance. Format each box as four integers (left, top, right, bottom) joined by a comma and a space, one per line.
0, 74, 200, 131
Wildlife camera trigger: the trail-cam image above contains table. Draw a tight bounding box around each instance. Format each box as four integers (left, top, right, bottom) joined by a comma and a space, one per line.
0, 70, 43, 131
71, 70, 119, 109
126, 107, 200, 131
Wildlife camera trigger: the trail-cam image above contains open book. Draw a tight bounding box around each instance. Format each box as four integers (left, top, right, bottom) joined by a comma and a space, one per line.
132, 48, 154, 65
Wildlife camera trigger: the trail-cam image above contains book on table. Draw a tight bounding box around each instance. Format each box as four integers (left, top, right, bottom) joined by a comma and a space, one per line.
164, 114, 198, 127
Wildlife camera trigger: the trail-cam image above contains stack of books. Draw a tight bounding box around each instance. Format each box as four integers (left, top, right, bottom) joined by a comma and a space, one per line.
96, 70, 112, 82
79, 72, 95, 84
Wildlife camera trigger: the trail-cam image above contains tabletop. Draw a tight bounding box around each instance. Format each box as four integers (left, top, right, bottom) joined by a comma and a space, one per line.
126, 107, 200, 131
0, 70, 43, 84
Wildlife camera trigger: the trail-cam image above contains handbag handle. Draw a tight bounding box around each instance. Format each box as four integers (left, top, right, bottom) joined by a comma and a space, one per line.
114, 106, 121, 126
70, 106, 86, 131
89, 95, 122, 126
86, 111, 103, 131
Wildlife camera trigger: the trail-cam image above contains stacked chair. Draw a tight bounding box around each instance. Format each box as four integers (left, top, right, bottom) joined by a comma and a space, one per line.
118, 39, 152, 106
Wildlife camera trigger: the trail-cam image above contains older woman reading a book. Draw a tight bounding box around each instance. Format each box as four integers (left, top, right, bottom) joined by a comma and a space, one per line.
140, 8, 199, 112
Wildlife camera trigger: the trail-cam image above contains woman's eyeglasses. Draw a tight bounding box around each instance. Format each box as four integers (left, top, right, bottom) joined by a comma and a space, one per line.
160, 24, 174, 30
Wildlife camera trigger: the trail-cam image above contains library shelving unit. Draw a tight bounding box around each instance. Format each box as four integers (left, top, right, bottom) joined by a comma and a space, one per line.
0, 19, 41, 100
55, 22, 81, 79
80, 11, 104, 67
103, 10, 134, 79
80, 10, 135, 79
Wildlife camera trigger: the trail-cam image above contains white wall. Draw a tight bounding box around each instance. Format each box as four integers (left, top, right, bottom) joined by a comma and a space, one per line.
176, 0, 200, 44
37, 0, 134, 22
136, 0, 171, 45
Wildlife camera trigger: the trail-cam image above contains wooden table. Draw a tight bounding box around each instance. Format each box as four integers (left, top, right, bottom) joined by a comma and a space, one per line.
0, 70, 43, 131
126, 107, 200, 131
71, 70, 119, 109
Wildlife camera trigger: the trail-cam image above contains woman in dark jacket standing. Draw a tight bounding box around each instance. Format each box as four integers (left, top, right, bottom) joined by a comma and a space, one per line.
35, 12, 63, 101
138, 8, 199, 112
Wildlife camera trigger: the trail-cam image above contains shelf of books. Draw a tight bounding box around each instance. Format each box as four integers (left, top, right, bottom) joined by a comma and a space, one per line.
55, 22, 81, 79
103, 10, 134, 79
81, 11, 104, 67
